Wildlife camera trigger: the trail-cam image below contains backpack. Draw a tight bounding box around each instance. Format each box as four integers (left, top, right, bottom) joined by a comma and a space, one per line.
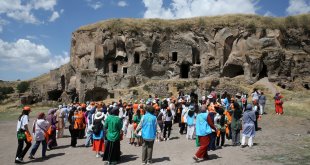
74, 112, 85, 130
92, 119, 103, 135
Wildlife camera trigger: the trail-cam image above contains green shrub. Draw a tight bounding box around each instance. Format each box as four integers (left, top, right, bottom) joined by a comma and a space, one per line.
17, 81, 30, 93
0, 87, 14, 95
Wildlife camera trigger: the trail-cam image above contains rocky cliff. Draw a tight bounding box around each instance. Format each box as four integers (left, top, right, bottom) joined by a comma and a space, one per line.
30, 14, 310, 103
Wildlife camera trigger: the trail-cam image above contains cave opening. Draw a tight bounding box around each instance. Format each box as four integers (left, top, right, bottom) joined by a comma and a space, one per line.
61, 75, 65, 91
180, 63, 190, 78
258, 63, 268, 80
48, 90, 63, 101
85, 88, 108, 101
222, 64, 244, 78
134, 52, 140, 64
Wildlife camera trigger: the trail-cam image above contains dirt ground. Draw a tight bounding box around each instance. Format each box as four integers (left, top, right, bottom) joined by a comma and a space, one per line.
1, 103, 310, 165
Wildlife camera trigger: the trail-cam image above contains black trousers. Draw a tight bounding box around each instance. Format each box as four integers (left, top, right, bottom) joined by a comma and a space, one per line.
16, 138, 31, 159
163, 121, 172, 138
69, 126, 78, 147
179, 123, 187, 134
216, 132, 226, 146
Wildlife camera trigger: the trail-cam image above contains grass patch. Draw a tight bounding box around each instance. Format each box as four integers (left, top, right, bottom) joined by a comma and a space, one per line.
77, 14, 310, 33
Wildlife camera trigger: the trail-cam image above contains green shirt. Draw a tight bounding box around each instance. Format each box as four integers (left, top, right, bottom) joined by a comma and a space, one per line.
105, 115, 122, 142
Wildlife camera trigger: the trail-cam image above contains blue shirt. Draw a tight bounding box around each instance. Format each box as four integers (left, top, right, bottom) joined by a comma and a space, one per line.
195, 112, 212, 136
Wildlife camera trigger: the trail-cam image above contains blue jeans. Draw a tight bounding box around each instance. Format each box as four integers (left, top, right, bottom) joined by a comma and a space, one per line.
30, 140, 47, 157
85, 131, 93, 146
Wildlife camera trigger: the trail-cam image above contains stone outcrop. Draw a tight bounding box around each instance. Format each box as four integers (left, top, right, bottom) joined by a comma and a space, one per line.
30, 15, 310, 102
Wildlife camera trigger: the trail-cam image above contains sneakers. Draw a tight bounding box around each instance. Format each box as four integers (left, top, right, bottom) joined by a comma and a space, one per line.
96, 153, 100, 158
15, 157, 23, 163
28, 155, 35, 160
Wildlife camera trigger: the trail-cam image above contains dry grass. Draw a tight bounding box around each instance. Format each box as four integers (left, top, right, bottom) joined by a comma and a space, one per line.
77, 14, 310, 32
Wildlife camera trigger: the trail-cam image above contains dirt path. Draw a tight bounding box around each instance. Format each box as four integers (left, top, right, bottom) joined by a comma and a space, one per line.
1, 106, 310, 165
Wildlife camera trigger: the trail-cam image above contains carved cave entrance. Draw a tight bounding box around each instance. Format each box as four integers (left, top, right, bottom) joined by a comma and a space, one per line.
85, 88, 109, 101
61, 75, 65, 90
180, 63, 190, 78
222, 64, 244, 78
258, 63, 268, 80
48, 90, 63, 101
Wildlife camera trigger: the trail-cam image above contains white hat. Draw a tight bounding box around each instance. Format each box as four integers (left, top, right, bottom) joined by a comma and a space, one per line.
86, 105, 92, 111
207, 94, 213, 99
95, 112, 104, 120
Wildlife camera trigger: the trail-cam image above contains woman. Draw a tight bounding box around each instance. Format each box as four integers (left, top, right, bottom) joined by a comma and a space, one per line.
193, 105, 216, 162
133, 109, 142, 146
214, 108, 227, 147
29, 112, 50, 159
241, 104, 256, 148
155, 107, 164, 142
68, 107, 78, 147
102, 107, 123, 164
56, 106, 65, 138
231, 102, 243, 146
274, 93, 284, 115
207, 104, 217, 151
125, 106, 135, 145
92, 112, 105, 158
186, 107, 196, 140
163, 107, 174, 141
15, 106, 32, 163
46, 108, 58, 150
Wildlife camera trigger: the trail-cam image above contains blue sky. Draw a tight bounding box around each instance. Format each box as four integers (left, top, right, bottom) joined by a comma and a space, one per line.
0, 0, 309, 81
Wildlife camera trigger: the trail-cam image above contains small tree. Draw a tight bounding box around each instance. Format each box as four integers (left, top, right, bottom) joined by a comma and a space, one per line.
17, 81, 30, 93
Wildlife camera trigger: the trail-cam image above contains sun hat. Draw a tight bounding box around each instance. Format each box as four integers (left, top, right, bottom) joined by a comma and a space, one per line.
235, 93, 241, 97
95, 112, 104, 120
86, 105, 92, 111
207, 94, 213, 99
23, 106, 31, 111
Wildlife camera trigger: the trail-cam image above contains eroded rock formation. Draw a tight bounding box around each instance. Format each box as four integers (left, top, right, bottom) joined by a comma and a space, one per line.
30, 15, 310, 102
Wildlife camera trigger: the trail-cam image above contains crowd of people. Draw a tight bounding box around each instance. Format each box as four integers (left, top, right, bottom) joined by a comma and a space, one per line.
15, 88, 284, 164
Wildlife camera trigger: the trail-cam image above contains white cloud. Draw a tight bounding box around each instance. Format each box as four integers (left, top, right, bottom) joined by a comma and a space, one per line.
264, 11, 276, 17
0, 0, 59, 26
49, 11, 59, 22
118, 1, 128, 7
0, 39, 69, 73
142, 0, 257, 19
0, 18, 9, 33
31, 0, 57, 11
86, 0, 103, 10
26, 35, 38, 40
287, 0, 310, 15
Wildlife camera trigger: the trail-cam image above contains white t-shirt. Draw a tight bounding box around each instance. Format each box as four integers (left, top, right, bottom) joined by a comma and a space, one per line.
16, 115, 29, 131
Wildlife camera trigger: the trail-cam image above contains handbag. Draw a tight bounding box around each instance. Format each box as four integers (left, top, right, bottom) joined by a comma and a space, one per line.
195, 137, 200, 147
25, 131, 32, 142
17, 116, 26, 140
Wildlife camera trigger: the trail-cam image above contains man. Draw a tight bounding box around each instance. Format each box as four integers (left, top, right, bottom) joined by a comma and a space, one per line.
136, 105, 161, 165
258, 91, 266, 115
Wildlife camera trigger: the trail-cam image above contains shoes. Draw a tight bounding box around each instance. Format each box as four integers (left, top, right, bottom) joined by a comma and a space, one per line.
241, 145, 247, 148
192, 155, 203, 162
96, 153, 100, 158
28, 155, 35, 160
167, 138, 170, 141
15, 157, 23, 163
147, 160, 152, 164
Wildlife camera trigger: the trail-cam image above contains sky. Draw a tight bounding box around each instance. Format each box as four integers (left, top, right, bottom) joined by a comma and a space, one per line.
0, 0, 309, 81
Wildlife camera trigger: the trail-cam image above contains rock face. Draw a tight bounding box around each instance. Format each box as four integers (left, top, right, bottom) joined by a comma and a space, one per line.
31, 15, 310, 102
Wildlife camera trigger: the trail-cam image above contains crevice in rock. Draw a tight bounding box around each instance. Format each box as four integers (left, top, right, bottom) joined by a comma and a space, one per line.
222, 64, 244, 78
85, 87, 108, 101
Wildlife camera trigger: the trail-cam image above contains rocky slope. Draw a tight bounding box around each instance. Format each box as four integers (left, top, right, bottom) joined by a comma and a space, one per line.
29, 14, 310, 103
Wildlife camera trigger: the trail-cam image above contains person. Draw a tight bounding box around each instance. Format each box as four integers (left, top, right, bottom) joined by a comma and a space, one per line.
102, 107, 123, 165
133, 109, 143, 146
15, 106, 32, 163
46, 108, 58, 150
252, 99, 260, 131
231, 102, 243, 146
125, 106, 135, 145
258, 91, 266, 115
251, 88, 259, 102
154, 106, 164, 142
56, 105, 65, 138
274, 93, 284, 115
207, 104, 217, 151
241, 104, 256, 148
135, 105, 161, 165
186, 107, 196, 140
214, 108, 227, 147
29, 112, 50, 160
73, 106, 86, 140
92, 112, 105, 158
179, 103, 189, 135
193, 105, 216, 162
85, 104, 96, 147
163, 107, 174, 141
